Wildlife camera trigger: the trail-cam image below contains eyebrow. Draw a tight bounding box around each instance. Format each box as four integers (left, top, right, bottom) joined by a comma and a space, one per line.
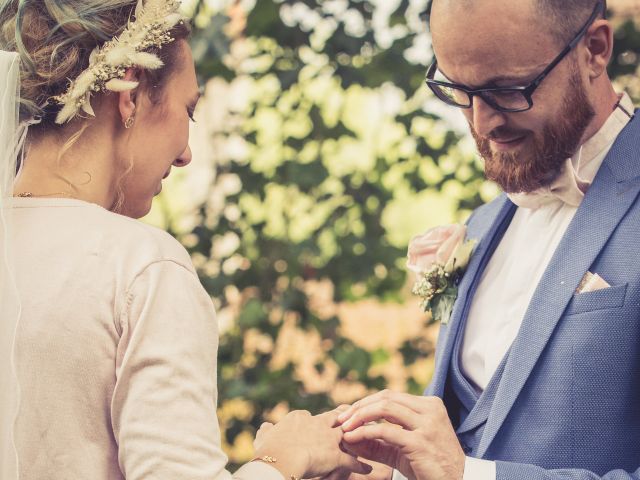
438, 65, 536, 89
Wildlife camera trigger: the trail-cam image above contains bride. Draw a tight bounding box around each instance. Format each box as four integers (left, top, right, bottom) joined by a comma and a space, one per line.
0, 1, 373, 479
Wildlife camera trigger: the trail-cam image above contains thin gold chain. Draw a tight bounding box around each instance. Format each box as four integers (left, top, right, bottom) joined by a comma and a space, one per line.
14, 171, 91, 199
15, 191, 76, 199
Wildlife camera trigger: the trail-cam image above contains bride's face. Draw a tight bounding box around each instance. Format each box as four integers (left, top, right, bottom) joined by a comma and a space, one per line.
117, 40, 200, 218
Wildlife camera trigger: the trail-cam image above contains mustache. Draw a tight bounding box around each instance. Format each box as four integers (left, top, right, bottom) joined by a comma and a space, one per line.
465, 120, 528, 143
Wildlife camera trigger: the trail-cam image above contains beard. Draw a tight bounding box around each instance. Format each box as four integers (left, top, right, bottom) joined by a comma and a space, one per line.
472, 67, 596, 194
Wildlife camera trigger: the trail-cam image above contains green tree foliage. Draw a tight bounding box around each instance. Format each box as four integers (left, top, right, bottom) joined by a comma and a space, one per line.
165, 0, 640, 464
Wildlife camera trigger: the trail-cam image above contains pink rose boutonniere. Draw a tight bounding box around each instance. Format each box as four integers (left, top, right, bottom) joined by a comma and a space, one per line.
407, 224, 476, 325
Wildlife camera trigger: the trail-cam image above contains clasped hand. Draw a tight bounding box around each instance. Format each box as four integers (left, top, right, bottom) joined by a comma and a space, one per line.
334, 390, 466, 480
254, 409, 373, 479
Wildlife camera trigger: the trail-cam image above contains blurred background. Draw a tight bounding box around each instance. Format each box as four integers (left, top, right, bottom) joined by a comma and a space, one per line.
144, 0, 640, 466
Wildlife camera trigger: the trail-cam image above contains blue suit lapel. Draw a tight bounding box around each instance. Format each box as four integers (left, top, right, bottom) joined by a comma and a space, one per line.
426, 195, 516, 397
477, 112, 640, 458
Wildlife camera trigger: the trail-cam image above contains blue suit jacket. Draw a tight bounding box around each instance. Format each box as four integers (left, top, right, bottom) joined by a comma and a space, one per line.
426, 111, 640, 479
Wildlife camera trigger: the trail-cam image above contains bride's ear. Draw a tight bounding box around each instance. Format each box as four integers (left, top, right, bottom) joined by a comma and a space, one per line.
117, 68, 142, 126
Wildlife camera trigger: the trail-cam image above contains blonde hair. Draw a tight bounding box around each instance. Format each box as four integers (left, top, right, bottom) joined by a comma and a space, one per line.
0, 0, 191, 209
1, 0, 190, 124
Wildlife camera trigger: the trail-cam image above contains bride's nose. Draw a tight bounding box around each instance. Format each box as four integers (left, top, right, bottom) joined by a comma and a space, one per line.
173, 145, 192, 167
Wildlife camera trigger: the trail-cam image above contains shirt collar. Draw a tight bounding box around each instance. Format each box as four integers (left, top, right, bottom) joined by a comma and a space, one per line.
508, 92, 635, 210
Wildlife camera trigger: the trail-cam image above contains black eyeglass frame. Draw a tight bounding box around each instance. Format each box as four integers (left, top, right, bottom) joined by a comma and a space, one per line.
425, 0, 604, 113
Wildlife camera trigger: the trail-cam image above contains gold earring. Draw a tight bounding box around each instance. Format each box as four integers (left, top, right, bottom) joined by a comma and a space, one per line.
124, 116, 135, 129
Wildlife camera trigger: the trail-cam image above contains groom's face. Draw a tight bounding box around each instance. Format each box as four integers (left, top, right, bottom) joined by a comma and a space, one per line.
430, 0, 595, 194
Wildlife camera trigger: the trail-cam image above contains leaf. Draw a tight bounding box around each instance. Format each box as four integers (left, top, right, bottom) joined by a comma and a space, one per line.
134, 0, 144, 20
127, 51, 164, 70
81, 92, 95, 117
88, 47, 100, 66
164, 12, 183, 28
105, 79, 139, 92
55, 101, 78, 124
105, 47, 130, 66
431, 285, 458, 325
71, 71, 96, 98
445, 239, 477, 273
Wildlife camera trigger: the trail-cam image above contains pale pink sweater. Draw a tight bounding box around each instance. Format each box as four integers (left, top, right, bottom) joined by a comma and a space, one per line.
8, 198, 281, 480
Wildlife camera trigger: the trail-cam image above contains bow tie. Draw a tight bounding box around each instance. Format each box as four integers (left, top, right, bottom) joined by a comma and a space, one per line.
508, 94, 635, 210
509, 155, 590, 210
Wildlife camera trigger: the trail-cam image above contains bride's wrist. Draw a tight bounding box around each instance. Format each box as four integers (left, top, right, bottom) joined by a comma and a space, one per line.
251, 449, 308, 480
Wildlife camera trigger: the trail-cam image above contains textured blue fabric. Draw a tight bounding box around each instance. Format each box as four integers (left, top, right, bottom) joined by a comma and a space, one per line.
425, 111, 640, 479
445, 294, 511, 457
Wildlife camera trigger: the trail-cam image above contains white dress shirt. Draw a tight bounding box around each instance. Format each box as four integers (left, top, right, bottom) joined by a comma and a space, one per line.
460, 94, 634, 479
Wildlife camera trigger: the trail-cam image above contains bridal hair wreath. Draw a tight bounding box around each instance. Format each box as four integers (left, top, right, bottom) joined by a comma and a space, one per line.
52, 0, 185, 124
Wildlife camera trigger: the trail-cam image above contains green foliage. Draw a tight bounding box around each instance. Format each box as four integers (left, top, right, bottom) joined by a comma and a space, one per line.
169, 0, 640, 465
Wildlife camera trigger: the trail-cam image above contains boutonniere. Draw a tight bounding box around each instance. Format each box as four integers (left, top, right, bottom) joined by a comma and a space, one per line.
407, 224, 476, 325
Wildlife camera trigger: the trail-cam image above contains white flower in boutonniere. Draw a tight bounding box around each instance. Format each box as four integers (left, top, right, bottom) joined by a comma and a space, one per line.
407, 224, 476, 325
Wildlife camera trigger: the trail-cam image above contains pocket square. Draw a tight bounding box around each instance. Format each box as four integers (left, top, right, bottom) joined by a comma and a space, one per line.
576, 272, 611, 294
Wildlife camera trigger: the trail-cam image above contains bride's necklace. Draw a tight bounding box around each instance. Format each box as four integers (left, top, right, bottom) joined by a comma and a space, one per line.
15, 191, 76, 199
14, 172, 91, 200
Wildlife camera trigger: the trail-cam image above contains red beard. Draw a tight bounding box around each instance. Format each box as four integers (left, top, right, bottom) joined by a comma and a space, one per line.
472, 67, 595, 194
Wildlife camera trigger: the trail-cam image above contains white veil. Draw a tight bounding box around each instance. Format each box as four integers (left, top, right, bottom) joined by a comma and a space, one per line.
0, 49, 23, 480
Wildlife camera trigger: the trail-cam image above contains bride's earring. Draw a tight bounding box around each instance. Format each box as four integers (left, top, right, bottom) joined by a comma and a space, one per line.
124, 116, 135, 129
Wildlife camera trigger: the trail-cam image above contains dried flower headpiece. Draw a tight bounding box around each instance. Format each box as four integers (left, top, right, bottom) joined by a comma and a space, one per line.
52, 0, 185, 124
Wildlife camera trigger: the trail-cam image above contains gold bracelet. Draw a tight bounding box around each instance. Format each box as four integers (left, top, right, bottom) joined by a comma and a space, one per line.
252, 455, 278, 464
250, 455, 300, 480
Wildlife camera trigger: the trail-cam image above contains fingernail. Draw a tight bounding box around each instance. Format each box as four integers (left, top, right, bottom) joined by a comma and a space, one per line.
341, 419, 353, 431
338, 410, 352, 422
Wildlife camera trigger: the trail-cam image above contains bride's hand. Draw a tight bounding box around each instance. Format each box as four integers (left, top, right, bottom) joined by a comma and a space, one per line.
337, 390, 465, 480
253, 409, 373, 479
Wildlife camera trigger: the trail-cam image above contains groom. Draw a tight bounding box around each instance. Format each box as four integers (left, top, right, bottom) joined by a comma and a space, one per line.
337, 0, 640, 479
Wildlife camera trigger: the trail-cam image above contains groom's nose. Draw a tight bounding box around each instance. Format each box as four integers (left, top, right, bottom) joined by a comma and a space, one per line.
467, 96, 508, 138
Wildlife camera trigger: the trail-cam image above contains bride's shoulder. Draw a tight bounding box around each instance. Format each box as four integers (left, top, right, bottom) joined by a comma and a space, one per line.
90, 207, 194, 273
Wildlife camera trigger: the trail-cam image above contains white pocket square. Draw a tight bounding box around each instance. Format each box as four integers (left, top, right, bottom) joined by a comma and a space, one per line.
576, 272, 611, 294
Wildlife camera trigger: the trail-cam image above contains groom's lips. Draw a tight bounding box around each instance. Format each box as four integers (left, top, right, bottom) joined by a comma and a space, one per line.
490, 135, 526, 152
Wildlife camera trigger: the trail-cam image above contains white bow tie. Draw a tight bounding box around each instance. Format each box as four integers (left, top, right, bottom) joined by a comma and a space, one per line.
508, 94, 635, 210
509, 153, 590, 210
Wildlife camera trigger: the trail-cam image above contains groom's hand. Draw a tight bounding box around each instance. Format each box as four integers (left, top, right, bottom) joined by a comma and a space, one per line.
337, 390, 466, 480
313, 460, 392, 480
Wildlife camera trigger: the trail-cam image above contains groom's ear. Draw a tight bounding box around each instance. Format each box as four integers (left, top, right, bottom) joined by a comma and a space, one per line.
584, 19, 614, 80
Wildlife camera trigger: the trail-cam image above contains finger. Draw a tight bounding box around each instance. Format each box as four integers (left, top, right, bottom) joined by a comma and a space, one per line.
348, 473, 380, 480
337, 391, 408, 423
335, 452, 374, 476
321, 468, 352, 480
341, 401, 422, 432
289, 409, 312, 417
338, 391, 434, 424
317, 408, 344, 427
258, 422, 274, 430
324, 406, 351, 428
343, 423, 413, 450
341, 438, 398, 469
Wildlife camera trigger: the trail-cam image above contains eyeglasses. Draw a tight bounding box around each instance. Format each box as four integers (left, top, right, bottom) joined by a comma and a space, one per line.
425, 1, 604, 113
